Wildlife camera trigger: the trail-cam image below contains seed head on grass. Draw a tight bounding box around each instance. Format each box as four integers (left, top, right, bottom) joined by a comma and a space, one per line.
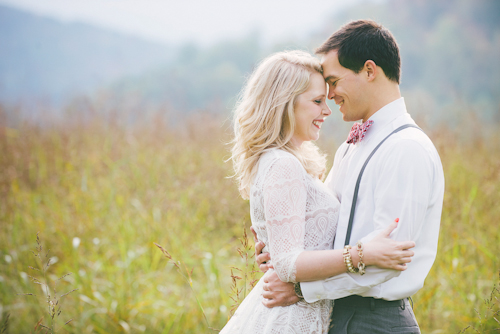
0, 313, 10, 334
460, 269, 500, 333
18, 233, 78, 333
154, 241, 211, 328
227, 224, 260, 317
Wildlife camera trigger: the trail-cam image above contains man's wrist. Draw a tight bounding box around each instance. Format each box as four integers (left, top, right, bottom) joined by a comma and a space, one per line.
294, 282, 304, 299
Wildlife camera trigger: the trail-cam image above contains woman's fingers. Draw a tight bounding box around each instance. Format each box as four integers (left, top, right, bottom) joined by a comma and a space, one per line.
378, 218, 399, 238
395, 263, 408, 271
394, 250, 414, 263
397, 241, 416, 250
400, 257, 412, 263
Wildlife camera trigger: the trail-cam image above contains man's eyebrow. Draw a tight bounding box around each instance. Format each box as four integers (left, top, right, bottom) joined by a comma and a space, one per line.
324, 75, 338, 83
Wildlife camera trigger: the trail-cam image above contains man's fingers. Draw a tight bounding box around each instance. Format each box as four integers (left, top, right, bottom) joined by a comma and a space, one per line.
262, 291, 274, 300
262, 298, 276, 308
259, 264, 270, 273
255, 241, 266, 255
256, 252, 270, 266
250, 226, 258, 243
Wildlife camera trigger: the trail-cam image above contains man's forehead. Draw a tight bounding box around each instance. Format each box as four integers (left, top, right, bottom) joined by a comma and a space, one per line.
320, 50, 339, 64
320, 51, 347, 81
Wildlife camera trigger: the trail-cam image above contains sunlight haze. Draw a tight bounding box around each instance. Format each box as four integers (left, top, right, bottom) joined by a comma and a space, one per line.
0, 0, 364, 45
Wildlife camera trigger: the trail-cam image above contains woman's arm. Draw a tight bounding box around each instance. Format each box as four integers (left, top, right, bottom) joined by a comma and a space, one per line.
263, 156, 415, 284
263, 156, 307, 283
294, 219, 415, 282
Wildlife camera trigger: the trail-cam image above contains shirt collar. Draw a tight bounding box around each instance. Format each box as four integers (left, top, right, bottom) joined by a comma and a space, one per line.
360, 97, 407, 144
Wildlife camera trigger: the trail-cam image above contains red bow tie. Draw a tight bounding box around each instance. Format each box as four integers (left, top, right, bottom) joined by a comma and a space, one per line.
346, 120, 374, 144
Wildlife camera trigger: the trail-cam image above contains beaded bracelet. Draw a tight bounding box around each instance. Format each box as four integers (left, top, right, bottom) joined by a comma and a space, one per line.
356, 241, 366, 275
343, 245, 358, 273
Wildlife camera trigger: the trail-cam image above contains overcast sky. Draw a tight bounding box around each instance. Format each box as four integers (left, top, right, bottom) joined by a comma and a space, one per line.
0, 0, 371, 45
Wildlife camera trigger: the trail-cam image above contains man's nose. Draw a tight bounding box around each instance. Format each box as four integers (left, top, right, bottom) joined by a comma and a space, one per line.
328, 86, 336, 100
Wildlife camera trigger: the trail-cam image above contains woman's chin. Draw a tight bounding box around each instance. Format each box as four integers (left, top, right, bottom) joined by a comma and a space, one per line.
310, 134, 320, 141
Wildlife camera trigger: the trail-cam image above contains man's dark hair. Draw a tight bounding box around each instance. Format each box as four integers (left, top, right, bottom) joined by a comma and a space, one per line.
315, 20, 401, 84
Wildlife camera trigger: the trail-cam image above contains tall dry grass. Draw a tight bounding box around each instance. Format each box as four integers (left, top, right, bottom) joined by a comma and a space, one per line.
0, 108, 499, 333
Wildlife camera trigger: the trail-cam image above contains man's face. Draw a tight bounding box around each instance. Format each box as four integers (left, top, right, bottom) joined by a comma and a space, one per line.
321, 51, 369, 122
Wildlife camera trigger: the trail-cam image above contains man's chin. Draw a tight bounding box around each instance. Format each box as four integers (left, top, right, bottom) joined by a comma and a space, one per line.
341, 113, 352, 122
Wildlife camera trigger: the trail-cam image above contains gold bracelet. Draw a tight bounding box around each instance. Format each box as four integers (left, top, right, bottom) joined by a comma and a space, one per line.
356, 241, 366, 275
343, 245, 358, 273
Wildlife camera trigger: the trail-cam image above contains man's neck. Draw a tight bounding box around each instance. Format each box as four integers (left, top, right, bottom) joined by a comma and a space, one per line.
362, 85, 401, 123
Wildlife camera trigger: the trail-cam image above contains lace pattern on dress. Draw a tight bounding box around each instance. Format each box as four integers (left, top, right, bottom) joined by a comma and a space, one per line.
221, 148, 340, 334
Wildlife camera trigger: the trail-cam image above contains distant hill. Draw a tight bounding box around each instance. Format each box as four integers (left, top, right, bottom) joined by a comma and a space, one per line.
0, 5, 176, 105
109, 33, 266, 113
1, 0, 499, 125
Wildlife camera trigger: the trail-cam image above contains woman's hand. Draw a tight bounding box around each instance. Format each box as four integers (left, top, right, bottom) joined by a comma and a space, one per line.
362, 219, 416, 271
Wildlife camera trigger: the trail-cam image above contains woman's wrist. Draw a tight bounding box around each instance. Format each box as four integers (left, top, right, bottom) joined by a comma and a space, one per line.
360, 241, 374, 266
349, 247, 360, 268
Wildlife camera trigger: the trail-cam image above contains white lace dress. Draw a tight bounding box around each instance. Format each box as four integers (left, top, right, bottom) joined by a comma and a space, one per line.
221, 149, 340, 334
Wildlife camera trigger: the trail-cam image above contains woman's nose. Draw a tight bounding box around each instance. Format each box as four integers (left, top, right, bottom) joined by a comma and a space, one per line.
323, 104, 332, 116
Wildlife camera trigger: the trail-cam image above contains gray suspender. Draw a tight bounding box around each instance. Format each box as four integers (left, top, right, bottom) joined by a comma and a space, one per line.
343, 124, 423, 246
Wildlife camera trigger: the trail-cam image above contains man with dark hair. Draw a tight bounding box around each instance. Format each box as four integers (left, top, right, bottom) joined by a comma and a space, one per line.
254, 19, 444, 333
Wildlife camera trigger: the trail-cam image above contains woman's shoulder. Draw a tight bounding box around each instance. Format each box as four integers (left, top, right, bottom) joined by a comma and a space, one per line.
260, 148, 301, 165
259, 148, 306, 179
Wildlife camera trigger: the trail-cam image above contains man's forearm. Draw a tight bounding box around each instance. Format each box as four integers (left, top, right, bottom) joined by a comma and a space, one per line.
300, 266, 400, 302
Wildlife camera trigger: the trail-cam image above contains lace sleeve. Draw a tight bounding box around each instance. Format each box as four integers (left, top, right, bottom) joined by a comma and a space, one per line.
263, 155, 307, 283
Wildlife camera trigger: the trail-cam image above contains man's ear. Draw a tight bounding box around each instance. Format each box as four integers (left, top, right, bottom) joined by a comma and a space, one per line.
364, 60, 377, 82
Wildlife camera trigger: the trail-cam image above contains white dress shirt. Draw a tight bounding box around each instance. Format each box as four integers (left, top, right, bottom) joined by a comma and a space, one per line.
301, 97, 445, 302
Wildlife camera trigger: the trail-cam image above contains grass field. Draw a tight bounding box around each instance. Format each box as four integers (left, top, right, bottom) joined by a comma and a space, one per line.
0, 111, 499, 333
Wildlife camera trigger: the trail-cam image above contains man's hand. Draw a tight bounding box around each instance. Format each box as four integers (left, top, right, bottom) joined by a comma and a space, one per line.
262, 271, 300, 308
250, 226, 273, 273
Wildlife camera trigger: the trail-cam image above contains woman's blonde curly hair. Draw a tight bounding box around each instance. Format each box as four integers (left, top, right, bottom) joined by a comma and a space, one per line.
231, 50, 327, 199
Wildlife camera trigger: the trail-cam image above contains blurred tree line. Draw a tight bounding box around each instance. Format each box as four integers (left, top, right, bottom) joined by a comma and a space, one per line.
109, 0, 500, 125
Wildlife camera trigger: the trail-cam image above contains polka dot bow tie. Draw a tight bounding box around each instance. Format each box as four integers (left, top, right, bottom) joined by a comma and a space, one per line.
346, 120, 374, 144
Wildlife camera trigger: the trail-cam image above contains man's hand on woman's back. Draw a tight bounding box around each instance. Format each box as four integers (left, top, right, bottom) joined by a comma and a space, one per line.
250, 226, 273, 272
250, 226, 299, 308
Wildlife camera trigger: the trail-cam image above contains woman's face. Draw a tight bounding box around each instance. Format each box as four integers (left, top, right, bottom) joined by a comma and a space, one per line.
291, 72, 331, 147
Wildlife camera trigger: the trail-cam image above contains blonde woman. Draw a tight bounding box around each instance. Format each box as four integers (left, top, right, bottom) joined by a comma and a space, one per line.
221, 50, 414, 333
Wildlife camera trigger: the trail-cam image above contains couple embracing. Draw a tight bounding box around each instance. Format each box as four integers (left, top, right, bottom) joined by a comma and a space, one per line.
221, 20, 444, 333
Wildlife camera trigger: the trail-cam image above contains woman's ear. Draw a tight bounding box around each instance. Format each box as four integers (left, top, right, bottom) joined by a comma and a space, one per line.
364, 60, 377, 82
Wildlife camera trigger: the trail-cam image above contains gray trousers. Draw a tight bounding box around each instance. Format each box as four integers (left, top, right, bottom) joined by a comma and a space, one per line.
328, 296, 421, 334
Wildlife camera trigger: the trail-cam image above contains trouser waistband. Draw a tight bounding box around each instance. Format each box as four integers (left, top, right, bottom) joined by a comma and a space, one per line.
335, 295, 408, 310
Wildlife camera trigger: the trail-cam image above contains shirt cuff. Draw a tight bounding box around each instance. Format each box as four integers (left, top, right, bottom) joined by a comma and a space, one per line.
300, 280, 325, 303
